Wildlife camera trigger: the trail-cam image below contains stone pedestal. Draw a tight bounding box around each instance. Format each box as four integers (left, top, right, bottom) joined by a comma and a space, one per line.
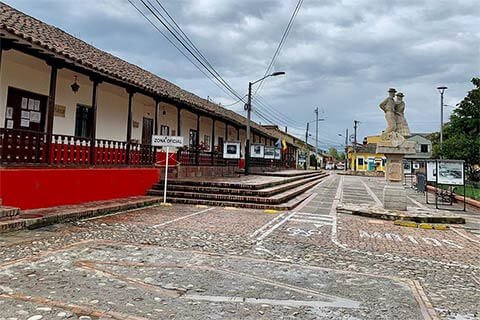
377, 140, 416, 211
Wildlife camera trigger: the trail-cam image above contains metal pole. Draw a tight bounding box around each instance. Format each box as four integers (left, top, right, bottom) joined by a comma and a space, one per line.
315, 107, 319, 170
440, 91, 444, 159
353, 120, 358, 171
163, 146, 169, 204
305, 122, 309, 170
345, 128, 348, 171
245, 81, 252, 175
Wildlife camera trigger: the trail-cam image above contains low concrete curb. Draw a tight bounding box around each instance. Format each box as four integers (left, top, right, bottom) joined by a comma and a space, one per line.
0, 197, 162, 233
337, 203, 465, 224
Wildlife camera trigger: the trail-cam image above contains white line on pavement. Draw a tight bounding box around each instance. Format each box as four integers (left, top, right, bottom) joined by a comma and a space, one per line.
153, 207, 215, 228
330, 175, 349, 249
289, 218, 333, 225
359, 179, 383, 206
249, 211, 288, 238
407, 195, 428, 209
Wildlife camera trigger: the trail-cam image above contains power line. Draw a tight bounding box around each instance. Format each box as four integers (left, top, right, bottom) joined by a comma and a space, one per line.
254, 0, 303, 96
127, 0, 243, 102
133, 0, 245, 101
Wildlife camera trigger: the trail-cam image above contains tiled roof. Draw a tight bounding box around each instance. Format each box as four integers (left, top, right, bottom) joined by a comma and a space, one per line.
0, 2, 277, 139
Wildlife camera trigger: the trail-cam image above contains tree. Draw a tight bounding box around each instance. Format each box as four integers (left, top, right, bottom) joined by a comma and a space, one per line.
441, 78, 480, 165
328, 147, 339, 160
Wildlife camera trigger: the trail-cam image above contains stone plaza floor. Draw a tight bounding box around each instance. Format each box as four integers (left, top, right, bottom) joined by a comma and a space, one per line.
0, 173, 479, 319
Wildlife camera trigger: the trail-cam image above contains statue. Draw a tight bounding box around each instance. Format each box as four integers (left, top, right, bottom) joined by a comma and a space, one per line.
394, 92, 410, 136
379, 88, 411, 144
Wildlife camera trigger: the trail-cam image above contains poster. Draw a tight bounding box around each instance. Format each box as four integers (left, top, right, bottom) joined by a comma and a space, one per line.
6, 107, 13, 119
28, 99, 35, 110
6, 120, 13, 129
274, 148, 281, 160
403, 161, 412, 174
426, 160, 437, 182
437, 160, 464, 185
33, 100, 40, 111
250, 144, 264, 158
20, 118, 30, 127
30, 111, 41, 123
223, 141, 240, 159
264, 147, 275, 159
21, 97, 28, 109
21, 110, 30, 119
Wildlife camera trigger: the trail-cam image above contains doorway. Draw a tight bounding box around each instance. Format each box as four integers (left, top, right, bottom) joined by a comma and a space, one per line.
141, 117, 153, 145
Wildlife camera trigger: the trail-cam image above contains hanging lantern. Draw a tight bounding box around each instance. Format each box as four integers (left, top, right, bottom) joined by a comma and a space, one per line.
71, 75, 80, 93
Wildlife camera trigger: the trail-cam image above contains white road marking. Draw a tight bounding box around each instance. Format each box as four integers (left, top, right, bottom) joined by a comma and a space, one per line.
250, 211, 288, 238
359, 179, 383, 206
289, 218, 333, 225
153, 207, 215, 228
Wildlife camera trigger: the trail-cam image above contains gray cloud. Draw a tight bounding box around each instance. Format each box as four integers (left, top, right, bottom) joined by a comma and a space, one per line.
5, 0, 479, 148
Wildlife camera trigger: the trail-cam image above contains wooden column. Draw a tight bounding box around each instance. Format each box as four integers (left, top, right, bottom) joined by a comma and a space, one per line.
89, 78, 100, 164
154, 99, 160, 135
126, 90, 134, 164
211, 118, 215, 164
0, 39, 3, 79
195, 114, 200, 165
45, 63, 58, 163
237, 127, 240, 141
177, 107, 182, 136
225, 123, 228, 141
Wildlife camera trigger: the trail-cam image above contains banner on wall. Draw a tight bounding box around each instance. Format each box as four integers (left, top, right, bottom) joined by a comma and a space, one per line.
223, 141, 241, 159
250, 144, 265, 158
264, 147, 275, 159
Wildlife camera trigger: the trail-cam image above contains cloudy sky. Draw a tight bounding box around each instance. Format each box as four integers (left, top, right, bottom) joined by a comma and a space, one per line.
5, 0, 479, 149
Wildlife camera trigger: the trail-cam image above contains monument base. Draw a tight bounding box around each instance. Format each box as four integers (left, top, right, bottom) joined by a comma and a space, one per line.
376, 140, 416, 211
383, 183, 407, 210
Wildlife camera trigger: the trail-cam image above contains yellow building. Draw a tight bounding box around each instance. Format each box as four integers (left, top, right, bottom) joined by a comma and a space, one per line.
347, 136, 386, 172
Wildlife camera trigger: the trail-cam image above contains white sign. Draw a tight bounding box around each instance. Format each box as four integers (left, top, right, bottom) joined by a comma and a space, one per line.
223, 142, 240, 159
30, 111, 41, 123
426, 160, 437, 182
152, 135, 184, 147
438, 160, 464, 186
250, 144, 264, 158
274, 148, 281, 160
264, 147, 275, 159
403, 161, 412, 174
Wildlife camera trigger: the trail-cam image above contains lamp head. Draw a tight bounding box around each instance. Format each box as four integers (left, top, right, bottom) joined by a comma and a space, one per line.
270, 71, 285, 77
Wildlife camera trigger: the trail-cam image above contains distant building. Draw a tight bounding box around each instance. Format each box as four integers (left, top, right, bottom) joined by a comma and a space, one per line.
348, 134, 433, 173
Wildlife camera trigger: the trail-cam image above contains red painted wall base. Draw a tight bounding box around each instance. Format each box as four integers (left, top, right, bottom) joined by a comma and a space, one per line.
0, 168, 160, 210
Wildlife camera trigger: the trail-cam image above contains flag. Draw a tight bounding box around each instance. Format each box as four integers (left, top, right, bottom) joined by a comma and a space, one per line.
275, 139, 282, 149
281, 139, 287, 153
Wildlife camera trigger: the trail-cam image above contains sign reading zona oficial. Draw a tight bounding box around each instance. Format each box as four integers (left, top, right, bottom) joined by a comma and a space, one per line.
152, 135, 184, 147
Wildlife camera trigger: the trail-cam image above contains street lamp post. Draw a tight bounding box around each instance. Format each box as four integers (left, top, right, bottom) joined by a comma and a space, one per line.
437, 86, 448, 158
245, 71, 285, 175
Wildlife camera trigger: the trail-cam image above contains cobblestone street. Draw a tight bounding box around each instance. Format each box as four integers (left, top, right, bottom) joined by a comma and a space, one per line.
1, 173, 479, 319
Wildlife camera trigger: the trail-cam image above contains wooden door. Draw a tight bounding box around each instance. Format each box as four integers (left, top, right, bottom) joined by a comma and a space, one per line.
141, 117, 153, 145
5, 87, 48, 132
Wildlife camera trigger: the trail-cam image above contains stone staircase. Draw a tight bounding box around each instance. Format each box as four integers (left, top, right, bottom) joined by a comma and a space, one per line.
0, 205, 25, 232
148, 171, 328, 210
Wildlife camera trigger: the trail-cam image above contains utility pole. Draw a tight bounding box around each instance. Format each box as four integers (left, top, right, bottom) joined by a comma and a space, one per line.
315, 107, 319, 170
353, 120, 359, 171
305, 122, 310, 170
345, 128, 348, 171
245, 82, 252, 175
436, 86, 447, 159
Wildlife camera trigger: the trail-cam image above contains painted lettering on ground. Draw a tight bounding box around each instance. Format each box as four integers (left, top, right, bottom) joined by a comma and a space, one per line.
287, 227, 321, 237
359, 230, 463, 249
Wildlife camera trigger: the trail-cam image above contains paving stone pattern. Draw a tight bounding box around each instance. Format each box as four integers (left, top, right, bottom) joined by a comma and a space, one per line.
0, 173, 479, 319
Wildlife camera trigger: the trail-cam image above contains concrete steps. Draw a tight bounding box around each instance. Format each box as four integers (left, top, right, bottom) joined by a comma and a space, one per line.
0, 206, 20, 220
151, 172, 327, 197
148, 171, 328, 210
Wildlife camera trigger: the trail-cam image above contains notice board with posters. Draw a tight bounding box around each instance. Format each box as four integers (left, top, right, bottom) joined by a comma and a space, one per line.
437, 160, 464, 186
